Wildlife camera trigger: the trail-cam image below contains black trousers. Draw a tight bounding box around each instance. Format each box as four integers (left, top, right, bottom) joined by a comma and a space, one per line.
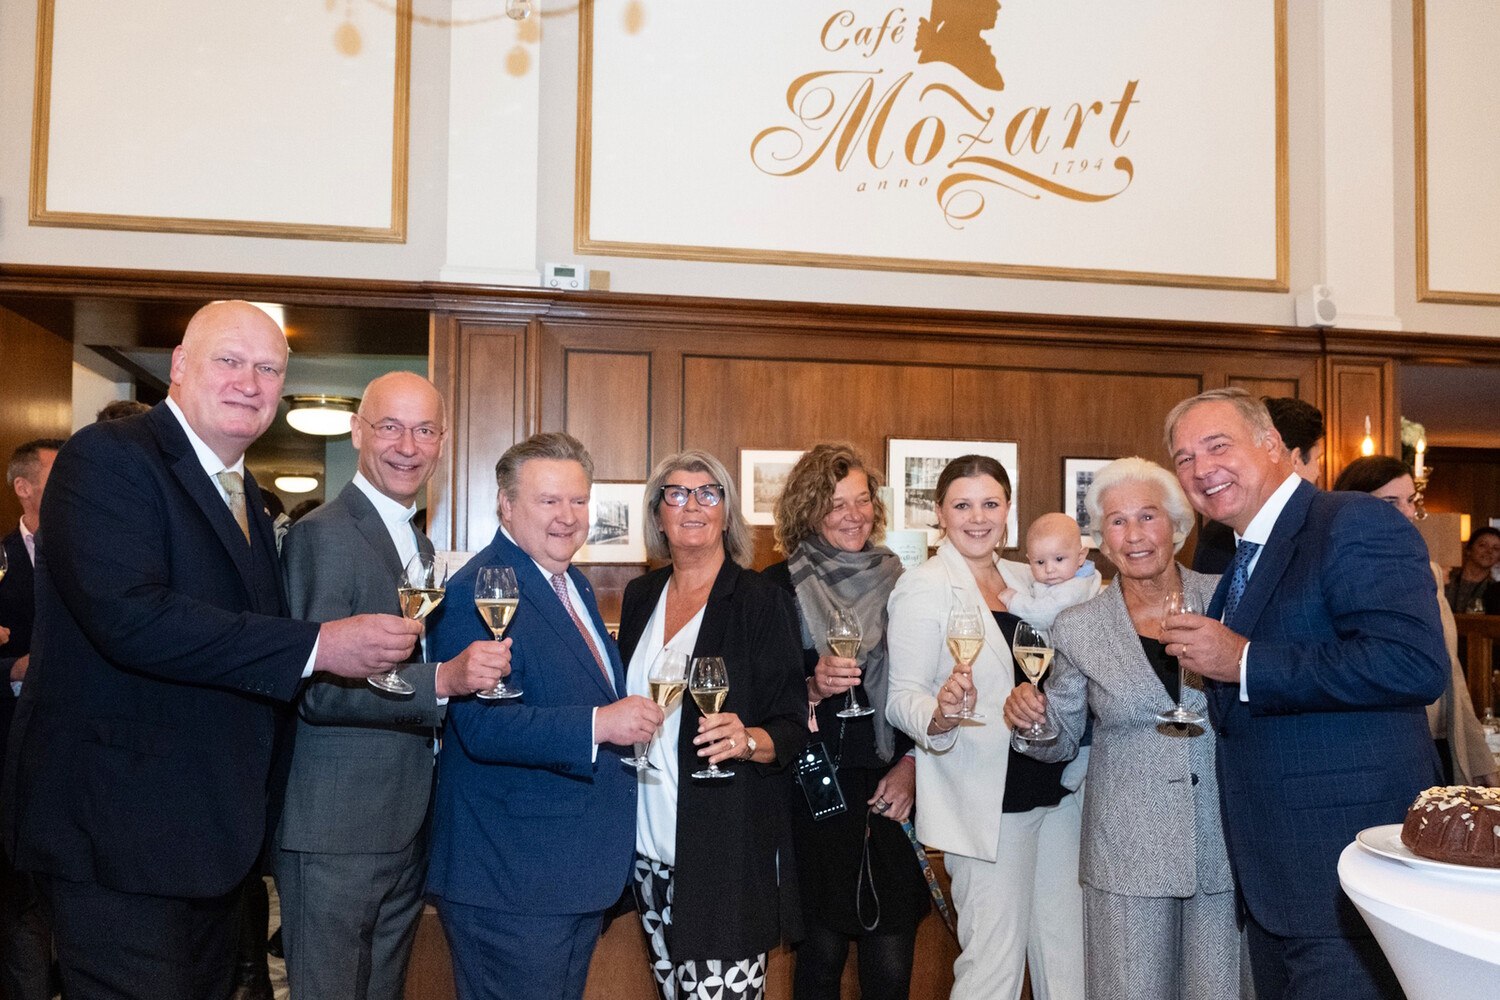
43, 875, 237, 1000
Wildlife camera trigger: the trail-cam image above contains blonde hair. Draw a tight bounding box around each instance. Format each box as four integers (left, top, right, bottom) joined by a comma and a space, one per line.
772, 442, 887, 554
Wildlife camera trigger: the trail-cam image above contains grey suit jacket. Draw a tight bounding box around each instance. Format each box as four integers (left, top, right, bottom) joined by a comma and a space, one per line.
276, 482, 444, 855
1026, 568, 1232, 898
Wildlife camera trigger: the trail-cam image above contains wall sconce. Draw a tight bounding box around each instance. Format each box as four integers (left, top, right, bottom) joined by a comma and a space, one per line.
1359, 415, 1376, 457
284, 395, 359, 436
274, 475, 320, 495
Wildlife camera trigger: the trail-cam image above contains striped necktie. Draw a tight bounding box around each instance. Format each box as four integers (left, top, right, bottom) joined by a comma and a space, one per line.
216, 471, 251, 544
550, 573, 611, 684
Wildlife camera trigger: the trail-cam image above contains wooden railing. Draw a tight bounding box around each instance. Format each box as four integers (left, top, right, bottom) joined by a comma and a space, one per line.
1456, 613, 1500, 721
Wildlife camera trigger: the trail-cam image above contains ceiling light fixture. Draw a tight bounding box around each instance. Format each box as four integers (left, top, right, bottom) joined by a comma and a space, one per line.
274, 475, 320, 495
284, 394, 359, 436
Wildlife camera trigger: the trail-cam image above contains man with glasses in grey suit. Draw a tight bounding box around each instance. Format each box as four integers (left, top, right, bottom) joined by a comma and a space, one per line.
274, 372, 510, 1000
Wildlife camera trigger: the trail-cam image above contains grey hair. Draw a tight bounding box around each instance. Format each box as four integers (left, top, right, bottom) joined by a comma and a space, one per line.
642, 449, 753, 567
1084, 456, 1197, 553
494, 432, 594, 505
1163, 387, 1278, 455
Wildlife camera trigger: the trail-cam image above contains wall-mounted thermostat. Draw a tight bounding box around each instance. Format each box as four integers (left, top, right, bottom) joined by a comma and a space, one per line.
544, 263, 589, 290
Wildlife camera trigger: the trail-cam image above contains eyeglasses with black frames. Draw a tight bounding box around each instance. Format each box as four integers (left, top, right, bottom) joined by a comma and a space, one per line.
659, 483, 725, 507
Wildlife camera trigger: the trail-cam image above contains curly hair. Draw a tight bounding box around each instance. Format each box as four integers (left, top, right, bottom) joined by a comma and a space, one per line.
772, 443, 887, 554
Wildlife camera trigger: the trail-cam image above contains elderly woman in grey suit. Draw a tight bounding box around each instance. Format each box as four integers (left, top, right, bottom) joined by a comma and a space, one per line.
1003, 457, 1240, 1000
886, 455, 1084, 1000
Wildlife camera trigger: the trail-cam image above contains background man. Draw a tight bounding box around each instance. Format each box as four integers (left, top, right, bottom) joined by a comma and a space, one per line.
275, 372, 509, 1000
1, 438, 62, 1000
426, 432, 662, 1000
1193, 396, 1324, 573
1163, 388, 1445, 1000
7, 301, 422, 998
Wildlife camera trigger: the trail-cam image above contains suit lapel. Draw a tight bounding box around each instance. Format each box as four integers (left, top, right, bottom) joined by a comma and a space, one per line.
498, 532, 617, 701
151, 408, 260, 594
1098, 580, 1175, 713
1225, 480, 1315, 636
570, 565, 625, 692
690, 560, 739, 664
341, 484, 407, 583
618, 568, 670, 669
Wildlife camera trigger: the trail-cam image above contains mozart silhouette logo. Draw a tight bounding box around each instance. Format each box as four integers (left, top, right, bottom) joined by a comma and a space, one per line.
750, 2, 1138, 229
914, 0, 1004, 91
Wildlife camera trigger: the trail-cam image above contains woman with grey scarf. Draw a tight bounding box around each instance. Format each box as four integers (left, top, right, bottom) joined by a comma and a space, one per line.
762, 443, 929, 1000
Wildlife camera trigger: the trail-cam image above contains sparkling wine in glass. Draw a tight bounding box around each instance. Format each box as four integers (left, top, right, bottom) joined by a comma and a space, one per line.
689, 656, 733, 781
1156, 591, 1207, 727
473, 565, 523, 700
625, 648, 688, 770
372, 552, 448, 695
943, 606, 985, 720
1012, 621, 1058, 742
827, 608, 874, 719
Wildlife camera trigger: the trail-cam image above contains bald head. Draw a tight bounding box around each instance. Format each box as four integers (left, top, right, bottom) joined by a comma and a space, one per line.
168, 300, 289, 465
352, 371, 446, 507
1025, 512, 1089, 586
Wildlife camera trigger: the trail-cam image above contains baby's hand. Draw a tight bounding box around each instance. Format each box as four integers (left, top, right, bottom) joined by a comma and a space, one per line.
998, 587, 1017, 604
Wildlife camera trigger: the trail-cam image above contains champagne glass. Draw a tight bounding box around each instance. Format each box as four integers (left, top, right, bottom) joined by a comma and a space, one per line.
689, 656, 733, 781
827, 608, 874, 719
625, 648, 689, 770
1156, 592, 1207, 727
371, 552, 448, 695
943, 606, 985, 720
1012, 621, 1058, 742
473, 565, 523, 700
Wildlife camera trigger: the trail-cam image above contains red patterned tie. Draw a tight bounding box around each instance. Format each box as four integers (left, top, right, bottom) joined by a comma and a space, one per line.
551, 573, 611, 685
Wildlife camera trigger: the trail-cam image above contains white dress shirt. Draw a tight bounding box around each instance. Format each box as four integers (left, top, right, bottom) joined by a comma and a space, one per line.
1230, 472, 1302, 700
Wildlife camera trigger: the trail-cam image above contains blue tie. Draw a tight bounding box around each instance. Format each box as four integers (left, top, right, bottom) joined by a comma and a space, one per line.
1224, 540, 1261, 620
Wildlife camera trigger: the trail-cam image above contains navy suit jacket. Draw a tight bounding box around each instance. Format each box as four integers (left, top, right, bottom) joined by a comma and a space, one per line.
1204, 481, 1445, 939
0, 529, 34, 762
425, 528, 635, 916
8, 405, 320, 898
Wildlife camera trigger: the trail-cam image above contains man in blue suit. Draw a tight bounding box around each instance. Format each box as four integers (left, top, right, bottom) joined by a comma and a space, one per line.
1163, 388, 1446, 1000
427, 431, 662, 1000
8, 301, 422, 998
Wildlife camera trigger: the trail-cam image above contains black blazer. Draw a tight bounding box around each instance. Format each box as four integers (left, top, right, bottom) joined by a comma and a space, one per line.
0, 529, 34, 764
617, 559, 809, 961
9, 405, 320, 898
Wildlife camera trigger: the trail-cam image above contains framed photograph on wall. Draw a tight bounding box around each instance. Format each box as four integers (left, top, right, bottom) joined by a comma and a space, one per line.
738, 449, 804, 526
1062, 458, 1114, 545
576, 482, 647, 564
887, 438, 1020, 547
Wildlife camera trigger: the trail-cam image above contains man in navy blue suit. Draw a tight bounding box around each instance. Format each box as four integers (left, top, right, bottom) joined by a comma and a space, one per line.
1163, 388, 1446, 1000
427, 432, 662, 1000
8, 301, 422, 999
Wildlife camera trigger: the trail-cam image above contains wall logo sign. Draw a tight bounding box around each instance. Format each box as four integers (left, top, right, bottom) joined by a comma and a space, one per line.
580, 0, 1286, 290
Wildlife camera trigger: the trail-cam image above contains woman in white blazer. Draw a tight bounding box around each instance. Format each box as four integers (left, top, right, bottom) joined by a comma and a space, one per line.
1004, 457, 1241, 999
885, 456, 1085, 1000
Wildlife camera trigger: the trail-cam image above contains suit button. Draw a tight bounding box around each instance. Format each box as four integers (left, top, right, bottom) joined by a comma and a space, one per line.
1191, 773, 1200, 786
425, 738, 435, 749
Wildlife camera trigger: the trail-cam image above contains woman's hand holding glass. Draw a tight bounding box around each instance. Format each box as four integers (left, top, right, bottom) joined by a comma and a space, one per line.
1002, 682, 1050, 735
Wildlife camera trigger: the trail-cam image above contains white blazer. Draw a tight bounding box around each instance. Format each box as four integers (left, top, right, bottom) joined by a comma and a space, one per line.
885, 540, 1032, 862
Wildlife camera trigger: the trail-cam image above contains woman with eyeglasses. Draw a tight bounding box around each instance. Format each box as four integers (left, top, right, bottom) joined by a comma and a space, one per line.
615, 450, 809, 1000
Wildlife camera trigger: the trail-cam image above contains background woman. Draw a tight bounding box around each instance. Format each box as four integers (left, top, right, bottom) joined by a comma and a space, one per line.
885, 455, 1084, 1000
1332, 456, 1498, 786
1445, 526, 1500, 615
763, 443, 928, 1000
1003, 457, 1240, 999
616, 450, 808, 1000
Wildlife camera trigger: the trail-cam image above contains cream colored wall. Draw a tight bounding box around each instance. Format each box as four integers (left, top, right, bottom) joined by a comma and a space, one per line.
1, 1, 1497, 338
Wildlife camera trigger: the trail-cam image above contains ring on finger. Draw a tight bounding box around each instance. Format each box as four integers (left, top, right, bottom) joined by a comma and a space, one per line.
728, 737, 736, 749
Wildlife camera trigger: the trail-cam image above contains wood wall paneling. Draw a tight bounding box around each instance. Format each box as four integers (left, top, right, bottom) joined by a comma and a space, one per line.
430, 315, 530, 552
1420, 446, 1500, 526
564, 350, 651, 481
1324, 358, 1397, 479
0, 306, 73, 531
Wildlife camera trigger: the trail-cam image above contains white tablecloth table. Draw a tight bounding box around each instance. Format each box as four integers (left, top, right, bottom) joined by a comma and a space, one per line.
1338, 836, 1500, 999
